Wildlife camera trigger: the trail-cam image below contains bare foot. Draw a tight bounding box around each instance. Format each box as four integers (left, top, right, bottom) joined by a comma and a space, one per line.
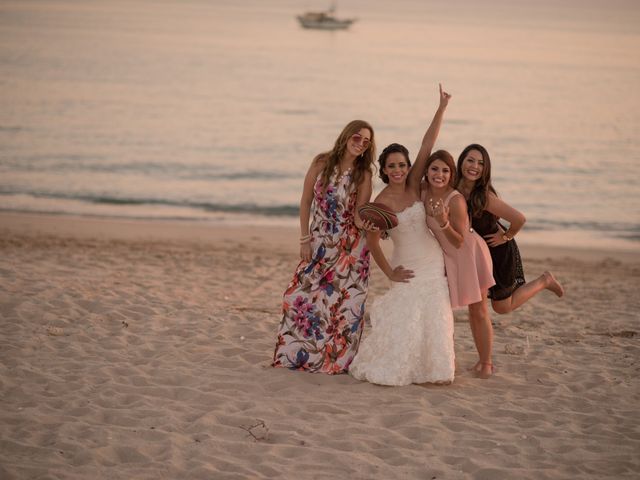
544, 271, 564, 297
478, 362, 494, 379
468, 361, 482, 373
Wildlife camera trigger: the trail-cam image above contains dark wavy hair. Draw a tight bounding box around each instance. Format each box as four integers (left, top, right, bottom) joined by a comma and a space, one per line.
378, 143, 411, 184
456, 144, 497, 218
317, 120, 376, 192
425, 150, 456, 188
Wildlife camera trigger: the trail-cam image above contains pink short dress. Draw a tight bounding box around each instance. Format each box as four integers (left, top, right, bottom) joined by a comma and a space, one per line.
425, 190, 495, 309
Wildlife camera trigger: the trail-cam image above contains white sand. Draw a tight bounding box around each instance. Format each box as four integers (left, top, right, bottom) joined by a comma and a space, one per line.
1, 212, 639, 479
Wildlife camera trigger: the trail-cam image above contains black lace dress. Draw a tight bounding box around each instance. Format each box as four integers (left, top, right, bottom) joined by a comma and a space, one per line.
470, 209, 525, 301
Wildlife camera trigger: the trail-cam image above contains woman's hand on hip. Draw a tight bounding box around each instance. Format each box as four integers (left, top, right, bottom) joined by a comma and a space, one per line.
484, 231, 507, 247
389, 265, 414, 283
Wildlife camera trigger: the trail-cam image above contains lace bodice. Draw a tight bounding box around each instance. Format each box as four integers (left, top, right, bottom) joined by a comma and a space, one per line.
389, 201, 431, 239
388, 202, 444, 277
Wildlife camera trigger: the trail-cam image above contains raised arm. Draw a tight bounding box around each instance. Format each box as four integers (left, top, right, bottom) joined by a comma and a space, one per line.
407, 83, 452, 193
483, 193, 527, 247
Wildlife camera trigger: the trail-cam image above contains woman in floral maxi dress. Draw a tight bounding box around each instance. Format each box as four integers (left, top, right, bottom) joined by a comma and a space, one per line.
272, 120, 376, 374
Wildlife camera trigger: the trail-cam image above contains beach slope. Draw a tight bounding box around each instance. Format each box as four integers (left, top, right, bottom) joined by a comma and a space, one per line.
1, 213, 639, 479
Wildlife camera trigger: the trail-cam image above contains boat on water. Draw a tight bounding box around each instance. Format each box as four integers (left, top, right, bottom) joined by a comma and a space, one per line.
296, 5, 356, 30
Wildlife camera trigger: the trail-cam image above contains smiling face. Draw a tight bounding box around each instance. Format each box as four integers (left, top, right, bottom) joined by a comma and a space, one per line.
424, 150, 456, 189
378, 143, 411, 184
383, 152, 410, 185
346, 128, 372, 158
460, 149, 485, 182
426, 159, 452, 189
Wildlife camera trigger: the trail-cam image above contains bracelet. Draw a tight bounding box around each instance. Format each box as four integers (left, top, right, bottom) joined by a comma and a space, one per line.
300, 234, 311, 244
439, 220, 450, 230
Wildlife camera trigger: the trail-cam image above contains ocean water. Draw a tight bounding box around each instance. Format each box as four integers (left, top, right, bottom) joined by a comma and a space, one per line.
1, 0, 639, 249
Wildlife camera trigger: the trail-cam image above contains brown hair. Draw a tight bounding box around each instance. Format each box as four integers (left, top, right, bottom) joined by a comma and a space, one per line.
316, 120, 376, 192
425, 150, 456, 188
378, 143, 411, 184
455, 144, 497, 218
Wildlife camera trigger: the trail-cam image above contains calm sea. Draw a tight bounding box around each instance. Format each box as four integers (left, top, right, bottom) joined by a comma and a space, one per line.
1, 0, 639, 250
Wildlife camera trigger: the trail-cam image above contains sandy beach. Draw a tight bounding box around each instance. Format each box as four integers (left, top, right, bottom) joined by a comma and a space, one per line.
1, 212, 639, 479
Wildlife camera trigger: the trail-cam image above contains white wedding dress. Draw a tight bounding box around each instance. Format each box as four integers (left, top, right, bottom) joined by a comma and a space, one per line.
350, 202, 455, 386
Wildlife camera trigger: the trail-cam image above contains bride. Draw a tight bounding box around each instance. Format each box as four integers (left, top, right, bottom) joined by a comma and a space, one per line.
349, 85, 454, 386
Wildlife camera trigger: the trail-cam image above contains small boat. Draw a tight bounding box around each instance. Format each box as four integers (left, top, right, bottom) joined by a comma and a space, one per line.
296, 5, 356, 30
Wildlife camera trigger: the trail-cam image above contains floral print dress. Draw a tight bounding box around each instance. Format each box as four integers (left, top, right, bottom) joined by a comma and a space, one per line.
272, 168, 370, 374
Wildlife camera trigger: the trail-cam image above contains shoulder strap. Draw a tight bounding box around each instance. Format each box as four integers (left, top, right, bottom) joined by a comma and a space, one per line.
444, 189, 461, 205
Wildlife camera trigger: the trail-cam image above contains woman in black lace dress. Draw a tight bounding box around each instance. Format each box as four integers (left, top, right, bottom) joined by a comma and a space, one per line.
456, 144, 564, 320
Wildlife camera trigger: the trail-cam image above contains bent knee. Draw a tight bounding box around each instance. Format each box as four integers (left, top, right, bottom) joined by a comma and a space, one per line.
492, 301, 512, 315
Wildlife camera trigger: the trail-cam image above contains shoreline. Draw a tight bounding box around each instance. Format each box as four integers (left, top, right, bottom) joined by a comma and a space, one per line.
1, 211, 638, 263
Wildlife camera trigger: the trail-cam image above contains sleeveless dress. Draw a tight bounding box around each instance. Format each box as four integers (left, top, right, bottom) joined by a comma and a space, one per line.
272, 168, 370, 374
425, 190, 495, 309
349, 202, 455, 386
471, 209, 525, 301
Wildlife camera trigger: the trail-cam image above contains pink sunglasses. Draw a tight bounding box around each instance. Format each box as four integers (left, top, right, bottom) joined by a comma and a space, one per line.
351, 133, 371, 149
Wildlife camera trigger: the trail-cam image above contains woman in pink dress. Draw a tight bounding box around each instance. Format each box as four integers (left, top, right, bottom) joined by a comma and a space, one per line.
421, 150, 496, 379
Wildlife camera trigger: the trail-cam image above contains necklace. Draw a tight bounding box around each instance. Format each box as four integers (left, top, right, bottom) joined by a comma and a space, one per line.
335, 165, 352, 183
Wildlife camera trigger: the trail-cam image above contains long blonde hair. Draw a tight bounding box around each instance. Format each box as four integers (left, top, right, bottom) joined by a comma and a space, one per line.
316, 120, 376, 192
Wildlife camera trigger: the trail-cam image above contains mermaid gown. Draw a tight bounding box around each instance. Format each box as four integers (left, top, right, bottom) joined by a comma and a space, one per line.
349, 202, 455, 385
